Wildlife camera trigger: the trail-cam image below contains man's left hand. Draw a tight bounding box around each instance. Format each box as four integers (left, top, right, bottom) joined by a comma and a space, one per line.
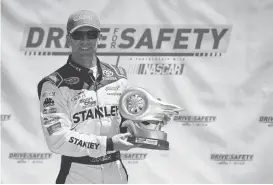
162, 114, 171, 125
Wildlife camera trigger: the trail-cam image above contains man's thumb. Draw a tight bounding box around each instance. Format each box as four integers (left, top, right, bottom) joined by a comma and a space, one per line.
122, 132, 132, 138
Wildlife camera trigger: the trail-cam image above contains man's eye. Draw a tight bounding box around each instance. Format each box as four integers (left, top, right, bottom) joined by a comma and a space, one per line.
87, 31, 99, 37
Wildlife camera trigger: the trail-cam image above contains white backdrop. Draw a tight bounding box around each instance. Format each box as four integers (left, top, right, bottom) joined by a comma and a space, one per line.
1, 0, 273, 183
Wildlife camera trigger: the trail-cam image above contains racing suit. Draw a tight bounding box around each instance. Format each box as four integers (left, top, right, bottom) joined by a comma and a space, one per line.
38, 55, 128, 184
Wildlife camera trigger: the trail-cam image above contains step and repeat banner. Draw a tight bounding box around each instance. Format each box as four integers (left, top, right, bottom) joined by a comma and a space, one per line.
1, 0, 273, 183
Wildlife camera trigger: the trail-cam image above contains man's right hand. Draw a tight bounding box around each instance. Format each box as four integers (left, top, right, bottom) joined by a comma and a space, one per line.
112, 133, 136, 151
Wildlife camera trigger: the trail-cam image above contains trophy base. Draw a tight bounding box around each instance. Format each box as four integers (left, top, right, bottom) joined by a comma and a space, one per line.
127, 136, 169, 150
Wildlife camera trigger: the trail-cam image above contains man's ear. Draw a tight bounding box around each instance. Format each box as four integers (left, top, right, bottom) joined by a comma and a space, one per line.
97, 33, 101, 45
66, 34, 71, 47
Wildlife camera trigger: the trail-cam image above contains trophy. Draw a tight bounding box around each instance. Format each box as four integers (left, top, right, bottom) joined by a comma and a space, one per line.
119, 87, 184, 150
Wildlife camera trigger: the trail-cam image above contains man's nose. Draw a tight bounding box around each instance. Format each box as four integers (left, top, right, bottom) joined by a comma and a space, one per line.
81, 34, 89, 41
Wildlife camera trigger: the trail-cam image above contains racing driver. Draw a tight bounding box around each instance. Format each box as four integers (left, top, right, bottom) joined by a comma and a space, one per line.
37, 10, 137, 184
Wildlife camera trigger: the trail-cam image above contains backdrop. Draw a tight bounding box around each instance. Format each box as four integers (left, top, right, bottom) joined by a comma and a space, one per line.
1, 0, 273, 183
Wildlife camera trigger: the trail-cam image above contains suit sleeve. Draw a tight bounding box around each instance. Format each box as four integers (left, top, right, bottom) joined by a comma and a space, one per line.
39, 81, 113, 158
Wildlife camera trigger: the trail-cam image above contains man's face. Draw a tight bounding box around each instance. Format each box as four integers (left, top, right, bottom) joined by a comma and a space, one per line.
67, 26, 100, 59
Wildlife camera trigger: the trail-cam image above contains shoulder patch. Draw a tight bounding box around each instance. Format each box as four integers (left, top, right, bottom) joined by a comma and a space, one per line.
46, 72, 63, 87
109, 64, 127, 78
100, 62, 127, 79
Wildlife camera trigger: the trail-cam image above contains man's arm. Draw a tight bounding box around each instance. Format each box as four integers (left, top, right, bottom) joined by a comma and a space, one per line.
39, 81, 113, 158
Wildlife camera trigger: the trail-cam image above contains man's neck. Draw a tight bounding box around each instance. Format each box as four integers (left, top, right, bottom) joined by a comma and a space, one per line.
71, 54, 97, 69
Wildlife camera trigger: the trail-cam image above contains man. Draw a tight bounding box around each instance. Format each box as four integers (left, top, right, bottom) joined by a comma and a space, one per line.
37, 10, 136, 184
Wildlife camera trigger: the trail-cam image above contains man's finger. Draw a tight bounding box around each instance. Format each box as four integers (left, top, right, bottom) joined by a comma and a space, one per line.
120, 132, 132, 139
119, 139, 134, 146
163, 115, 171, 121
135, 144, 143, 147
162, 115, 171, 125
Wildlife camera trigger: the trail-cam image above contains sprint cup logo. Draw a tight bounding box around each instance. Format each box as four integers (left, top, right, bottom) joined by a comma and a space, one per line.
20, 25, 232, 57
9, 152, 52, 164
174, 115, 217, 126
211, 154, 254, 165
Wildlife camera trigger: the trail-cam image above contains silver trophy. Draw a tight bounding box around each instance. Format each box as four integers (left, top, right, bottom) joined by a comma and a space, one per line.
119, 87, 184, 150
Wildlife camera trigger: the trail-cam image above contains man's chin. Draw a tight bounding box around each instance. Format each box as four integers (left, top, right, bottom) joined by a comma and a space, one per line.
79, 52, 95, 59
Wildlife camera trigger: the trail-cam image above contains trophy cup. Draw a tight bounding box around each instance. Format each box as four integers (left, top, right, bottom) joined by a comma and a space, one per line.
119, 87, 184, 150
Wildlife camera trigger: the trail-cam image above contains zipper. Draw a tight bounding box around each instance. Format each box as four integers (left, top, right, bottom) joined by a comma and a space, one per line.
92, 76, 103, 134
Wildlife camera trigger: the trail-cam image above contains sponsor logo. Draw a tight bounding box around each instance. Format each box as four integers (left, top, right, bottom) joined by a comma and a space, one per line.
105, 85, 122, 95
174, 115, 217, 126
79, 97, 97, 109
68, 137, 100, 149
103, 70, 114, 77
105, 85, 120, 91
43, 108, 57, 114
73, 105, 118, 123
79, 97, 94, 104
121, 152, 148, 164
43, 117, 60, 125
9, 152, 52, 164
64, 77, 80, 85
71, 91, 86, 102
89, 155, 112, 163
127, 63, 184, 75
107, 92, 122, 96
211, 154, 254, 165
47, 122, 62, 135
42, 91, 56, 98
43, 98, 55, 107
259, 116, 273, 127
20, 25, 232, 58
1, 114, 11, 121
73, 15, 95, 22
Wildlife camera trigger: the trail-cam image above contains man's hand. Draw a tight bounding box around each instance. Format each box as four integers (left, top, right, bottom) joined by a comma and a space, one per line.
112, 133, 136, 151
157, 98, 171, 125
162, 114, 171, 125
